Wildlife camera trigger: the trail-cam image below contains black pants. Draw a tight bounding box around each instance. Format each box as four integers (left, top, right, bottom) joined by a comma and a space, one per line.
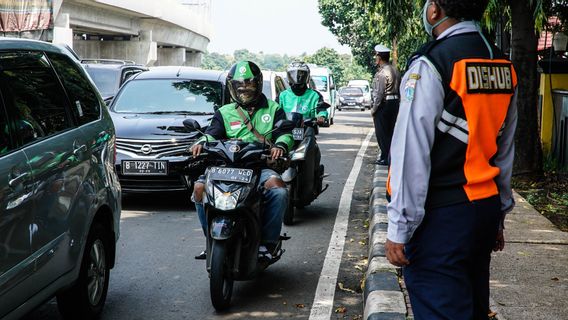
373, 99, 399, 161
403, 196, 501, 320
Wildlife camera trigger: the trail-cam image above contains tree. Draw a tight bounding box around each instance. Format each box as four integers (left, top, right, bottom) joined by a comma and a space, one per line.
201, 52, 233, 71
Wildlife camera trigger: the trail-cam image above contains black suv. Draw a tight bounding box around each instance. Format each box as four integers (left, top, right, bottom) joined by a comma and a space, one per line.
108, 66, 229, 193
81, 59, 148, 102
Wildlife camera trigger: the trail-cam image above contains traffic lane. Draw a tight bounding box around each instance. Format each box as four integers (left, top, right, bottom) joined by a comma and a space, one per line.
22, 111, 374, 319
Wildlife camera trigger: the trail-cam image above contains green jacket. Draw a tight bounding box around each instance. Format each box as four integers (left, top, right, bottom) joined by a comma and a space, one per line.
278, 88, 328, 119
198, 94, 293, 152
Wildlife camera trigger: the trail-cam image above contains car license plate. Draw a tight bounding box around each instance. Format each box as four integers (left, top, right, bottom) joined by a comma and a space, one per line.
208, 167, 253, 183
348, 102, 356, 105
292, 128, 304, 141
122, 160, 168, 175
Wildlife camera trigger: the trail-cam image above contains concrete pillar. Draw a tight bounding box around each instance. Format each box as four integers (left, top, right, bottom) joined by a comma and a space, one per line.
87, 30, 157, 66
52, 13, 73, 47
156, 47, 186, 66
185, 51, 203, 67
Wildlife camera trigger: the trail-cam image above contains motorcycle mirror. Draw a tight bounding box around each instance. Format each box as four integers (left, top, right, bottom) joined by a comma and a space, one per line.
274, 119, 295, 132
183, 119, 202, 132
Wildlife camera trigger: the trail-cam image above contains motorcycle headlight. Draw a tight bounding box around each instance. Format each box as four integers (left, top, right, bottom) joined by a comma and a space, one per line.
291, 144, 306, 160
214, 187, 240, 211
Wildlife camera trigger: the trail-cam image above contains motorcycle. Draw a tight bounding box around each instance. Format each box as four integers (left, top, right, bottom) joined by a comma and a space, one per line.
182, 118, 294, 311
281, 112, 329, 225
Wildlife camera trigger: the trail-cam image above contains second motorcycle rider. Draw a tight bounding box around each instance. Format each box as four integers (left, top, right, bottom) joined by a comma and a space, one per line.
190, 60, 293, 260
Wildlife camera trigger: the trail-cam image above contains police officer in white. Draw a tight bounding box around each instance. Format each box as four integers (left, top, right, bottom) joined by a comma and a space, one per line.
370, 44, 400, 165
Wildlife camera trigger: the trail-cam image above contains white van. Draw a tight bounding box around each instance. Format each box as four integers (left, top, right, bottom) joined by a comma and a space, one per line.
347, 79, 371, 109
308, 65, 336, 126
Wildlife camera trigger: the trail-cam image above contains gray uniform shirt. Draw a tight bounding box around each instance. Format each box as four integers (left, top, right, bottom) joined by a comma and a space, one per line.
371, 63, 400, 114
386, 21, 518, 244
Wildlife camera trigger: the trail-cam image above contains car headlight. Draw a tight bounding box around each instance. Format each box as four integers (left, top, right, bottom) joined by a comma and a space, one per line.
339, 97, 344, 102
357, 97, 364, 103
214, 188, 240, 211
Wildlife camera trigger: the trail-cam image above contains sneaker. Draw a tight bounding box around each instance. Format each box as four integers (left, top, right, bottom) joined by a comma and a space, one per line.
194, 250, 206, 260
258, 245, 273, 261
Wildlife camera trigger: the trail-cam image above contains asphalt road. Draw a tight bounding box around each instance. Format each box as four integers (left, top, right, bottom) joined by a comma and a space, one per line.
23, 110, 377, 320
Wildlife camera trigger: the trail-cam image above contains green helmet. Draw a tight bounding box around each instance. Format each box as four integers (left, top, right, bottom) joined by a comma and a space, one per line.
227, 61, 263, 108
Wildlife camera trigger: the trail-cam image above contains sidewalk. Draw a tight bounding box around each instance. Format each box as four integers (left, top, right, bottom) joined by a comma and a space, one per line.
363, 163, 568, 320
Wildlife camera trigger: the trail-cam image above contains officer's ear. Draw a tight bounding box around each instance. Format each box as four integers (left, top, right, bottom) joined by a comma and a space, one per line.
429, 1, 445, 23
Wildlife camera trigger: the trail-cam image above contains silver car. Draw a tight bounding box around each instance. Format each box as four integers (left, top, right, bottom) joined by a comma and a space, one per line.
0, 39, 121, 319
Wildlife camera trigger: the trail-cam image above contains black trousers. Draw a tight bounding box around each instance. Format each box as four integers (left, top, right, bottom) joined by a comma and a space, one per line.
373, 99, 399, 161
403, 196, 501, 320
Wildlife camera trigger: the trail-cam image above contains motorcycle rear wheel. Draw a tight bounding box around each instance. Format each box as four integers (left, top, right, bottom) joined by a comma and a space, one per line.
210, 240, 233, 311
283, 184, 296, 225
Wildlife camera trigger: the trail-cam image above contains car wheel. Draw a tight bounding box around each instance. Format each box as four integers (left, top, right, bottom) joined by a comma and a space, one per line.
57, 222, 111, 320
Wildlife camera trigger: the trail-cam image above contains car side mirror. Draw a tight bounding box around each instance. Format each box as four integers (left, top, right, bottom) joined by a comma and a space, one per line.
183, 119, 201, 132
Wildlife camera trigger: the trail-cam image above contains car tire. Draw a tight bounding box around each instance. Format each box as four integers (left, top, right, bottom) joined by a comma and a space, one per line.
57, 222, 111, 320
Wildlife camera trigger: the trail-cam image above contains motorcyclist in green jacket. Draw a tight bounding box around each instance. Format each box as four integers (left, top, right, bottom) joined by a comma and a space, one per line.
190, 60, 293, 260
278, 61, 328, 125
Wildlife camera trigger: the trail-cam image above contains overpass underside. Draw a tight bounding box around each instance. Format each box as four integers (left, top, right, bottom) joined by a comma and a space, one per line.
53, 0, 211, 67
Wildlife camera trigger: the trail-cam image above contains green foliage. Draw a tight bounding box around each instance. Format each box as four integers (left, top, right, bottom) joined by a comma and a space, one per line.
318, 0, 427, 74
200, 48, 369, 87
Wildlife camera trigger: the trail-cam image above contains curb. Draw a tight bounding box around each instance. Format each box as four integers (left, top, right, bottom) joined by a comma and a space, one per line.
363, 164, 407, 320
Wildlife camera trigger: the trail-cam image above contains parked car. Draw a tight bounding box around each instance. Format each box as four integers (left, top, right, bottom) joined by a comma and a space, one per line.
337, 86, 366, 111
109, 67, 229, 193
0, 38, 121, 319
81, 59, 148, 103
262, 70, 288, 101
309, 65, 336, 126
347, 79, 372, 109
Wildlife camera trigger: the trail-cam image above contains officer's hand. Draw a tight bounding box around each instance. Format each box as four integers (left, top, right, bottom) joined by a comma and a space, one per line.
270, 147, 284, 160
317, 117, 325, 125
385, 239, 410, 267
493, 229, 505, 252
191, 144, 203, 158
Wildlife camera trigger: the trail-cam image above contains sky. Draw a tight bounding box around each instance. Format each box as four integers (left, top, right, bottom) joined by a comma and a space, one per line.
207, 0, 352, 56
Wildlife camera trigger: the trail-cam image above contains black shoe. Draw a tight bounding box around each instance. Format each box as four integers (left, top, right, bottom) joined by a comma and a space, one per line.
374, 159, 389, 166
194, 250, 206, 260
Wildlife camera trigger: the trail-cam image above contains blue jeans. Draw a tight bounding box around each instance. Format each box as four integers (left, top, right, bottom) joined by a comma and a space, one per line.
193, 168, 287, 244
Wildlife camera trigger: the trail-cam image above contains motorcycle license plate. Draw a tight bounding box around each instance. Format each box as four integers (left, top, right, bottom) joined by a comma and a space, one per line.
292, 128, 304, 141
208, 167, 253, 183
122, 160, 167, 175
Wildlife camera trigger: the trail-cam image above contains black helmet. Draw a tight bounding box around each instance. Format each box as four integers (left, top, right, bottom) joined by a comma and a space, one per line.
227, 61, 263, 108
287, 61, 310, 90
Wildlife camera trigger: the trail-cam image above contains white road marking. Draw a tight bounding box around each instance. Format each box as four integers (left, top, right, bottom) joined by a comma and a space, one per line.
309, 129, 374, 320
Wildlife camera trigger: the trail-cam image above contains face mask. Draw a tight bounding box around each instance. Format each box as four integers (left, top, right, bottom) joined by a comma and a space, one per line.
422, 0, 449, 38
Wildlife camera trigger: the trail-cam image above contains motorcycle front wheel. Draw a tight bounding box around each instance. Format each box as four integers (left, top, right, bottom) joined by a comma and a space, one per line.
283, 184, 296, 225
210, 240, 233, 311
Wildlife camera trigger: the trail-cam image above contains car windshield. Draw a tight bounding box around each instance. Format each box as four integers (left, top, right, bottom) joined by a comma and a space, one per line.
85, 67, 120, 98
262, 79, 272, 100
340, 87, 363, 95
112, 79, 222, 114
311, 76, 328, 92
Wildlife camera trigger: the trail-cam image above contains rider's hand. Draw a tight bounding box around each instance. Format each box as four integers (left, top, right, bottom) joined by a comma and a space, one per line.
191, 144, 203, 158
385, 239, 410, 267
270, 147, 284, 160
317, 117, 325, 125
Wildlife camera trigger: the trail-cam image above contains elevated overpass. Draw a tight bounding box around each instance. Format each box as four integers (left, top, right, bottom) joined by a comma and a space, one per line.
52, 0, 212, 66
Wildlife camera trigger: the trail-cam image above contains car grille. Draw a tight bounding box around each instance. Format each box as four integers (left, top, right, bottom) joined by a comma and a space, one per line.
117, 174, 189, 192
116, 137, 195, 157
